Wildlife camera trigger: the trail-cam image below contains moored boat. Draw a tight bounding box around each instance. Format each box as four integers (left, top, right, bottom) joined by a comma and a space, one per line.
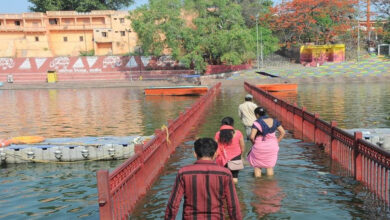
256, 83, 298, 92
144, 86, 208, 96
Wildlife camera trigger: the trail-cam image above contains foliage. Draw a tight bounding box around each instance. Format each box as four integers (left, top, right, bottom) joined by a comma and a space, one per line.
129, 0, 184, 58
372, 0, 390, 44
28, 0, 134, 12
236, 0, 273, 28
130, 0, 279, 72
79, 50, 95, 56
266, 0, 358, 45
371, 0, 390, 18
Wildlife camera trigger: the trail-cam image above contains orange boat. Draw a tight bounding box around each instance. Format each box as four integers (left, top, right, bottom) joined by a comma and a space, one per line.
256, 83, 298, 92
0, 139, 12, 148
144, 86, 208, 96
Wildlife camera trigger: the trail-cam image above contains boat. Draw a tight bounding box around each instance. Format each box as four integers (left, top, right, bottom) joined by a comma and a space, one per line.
256, 83, 298, 92
144, 86, 208, 96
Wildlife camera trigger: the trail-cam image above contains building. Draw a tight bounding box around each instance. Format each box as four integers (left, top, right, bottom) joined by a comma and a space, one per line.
0, 10, 138, 57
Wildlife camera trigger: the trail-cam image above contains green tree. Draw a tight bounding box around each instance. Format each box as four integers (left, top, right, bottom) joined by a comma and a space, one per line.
129, 0, 184, 58
236, 0, 273, 28
28, 0, 134, 12
130, 0, 279, 72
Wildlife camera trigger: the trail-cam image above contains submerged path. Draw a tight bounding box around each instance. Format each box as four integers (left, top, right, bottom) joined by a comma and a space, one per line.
129, 87, 389, 219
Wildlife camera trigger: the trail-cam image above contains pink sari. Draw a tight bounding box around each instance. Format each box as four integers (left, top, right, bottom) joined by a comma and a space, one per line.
247, 121, 279, 168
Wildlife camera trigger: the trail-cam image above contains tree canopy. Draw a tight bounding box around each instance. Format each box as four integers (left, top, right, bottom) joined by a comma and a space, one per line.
28, 0, 134, 12
267, 0, 357, 45
130, 0, 279, 72
372, 0, 390, 43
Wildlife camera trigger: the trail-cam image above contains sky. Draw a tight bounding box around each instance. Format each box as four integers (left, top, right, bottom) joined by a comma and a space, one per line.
0, 0, 283, 13
0, 0, 149, 13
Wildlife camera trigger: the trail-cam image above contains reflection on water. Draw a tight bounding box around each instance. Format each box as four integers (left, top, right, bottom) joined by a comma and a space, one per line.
251, 177, 284, 218
130, 86, 390, 219
1, 83, 390, 219
0, 88, 198, 219
297, 83, 390, 129
0, 160, 123, 219
0, 88, 197, 138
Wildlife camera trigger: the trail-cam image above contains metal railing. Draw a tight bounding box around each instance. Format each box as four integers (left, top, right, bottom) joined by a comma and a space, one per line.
245, 82, 390, 206
96, 83, 221, 219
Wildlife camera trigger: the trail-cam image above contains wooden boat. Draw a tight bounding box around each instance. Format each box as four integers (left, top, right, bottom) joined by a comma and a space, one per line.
144, 86, 208, 96
256, 83, 298, 92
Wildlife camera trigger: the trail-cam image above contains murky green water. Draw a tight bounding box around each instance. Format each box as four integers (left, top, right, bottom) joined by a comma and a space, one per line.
1, 82, 390, 219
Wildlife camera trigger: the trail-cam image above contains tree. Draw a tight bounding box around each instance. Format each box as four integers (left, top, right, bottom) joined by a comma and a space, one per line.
237, 0, 273, 28
28, 0, 134, 12
267, 0, 358, 45
131, 0, 279, 72
130, 0, 185, 58
372, 0, 390, 43
371, 0, 390, 18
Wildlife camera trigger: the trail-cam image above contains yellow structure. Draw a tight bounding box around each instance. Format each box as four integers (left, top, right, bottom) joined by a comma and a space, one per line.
47, 71, 57, 83
0, 10, 138, 57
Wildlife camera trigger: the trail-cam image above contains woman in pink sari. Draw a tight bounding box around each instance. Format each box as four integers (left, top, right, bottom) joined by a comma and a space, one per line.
247, 107, 285, 177
215, 117, 245, 183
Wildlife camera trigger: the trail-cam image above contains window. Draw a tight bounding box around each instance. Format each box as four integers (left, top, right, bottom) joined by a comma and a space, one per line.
15, 21, 21, 26
63, 37, 68, 42
102, 32, 107, 37
120, 31, 125, 36
49, 19, 58, 25
35, 37, 39, 42
80, 36, 84, 41
120, 18, 125, 23
114, 18, 117, 20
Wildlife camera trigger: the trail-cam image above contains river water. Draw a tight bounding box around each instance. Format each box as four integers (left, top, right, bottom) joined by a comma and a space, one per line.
1, 82, 390, 219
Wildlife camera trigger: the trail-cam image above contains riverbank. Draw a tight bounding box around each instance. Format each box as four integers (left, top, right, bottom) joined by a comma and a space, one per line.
1, 56, 389, 90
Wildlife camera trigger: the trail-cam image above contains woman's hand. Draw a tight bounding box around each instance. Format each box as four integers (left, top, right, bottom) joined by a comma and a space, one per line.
277, 125, 286, 143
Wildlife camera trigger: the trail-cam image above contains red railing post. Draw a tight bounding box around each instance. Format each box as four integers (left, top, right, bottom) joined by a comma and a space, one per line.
354, 132, 363, 181
330, 121, 338, 159
134, 144, 146, 197
313, 113, 320, 143
97, 170, 113, 220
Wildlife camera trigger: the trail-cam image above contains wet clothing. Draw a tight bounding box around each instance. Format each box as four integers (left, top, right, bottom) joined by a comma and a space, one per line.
238, 101, 258, 137
247, 117, 281, 168
165, 160, 242, 220
224, 154, 241, 178
214, 129, 243, 166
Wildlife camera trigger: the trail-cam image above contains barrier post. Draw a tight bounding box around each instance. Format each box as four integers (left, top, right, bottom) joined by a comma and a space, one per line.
354, 132, 363, 181
313, 113, 320, 143
97, 170, 113, 220
330, 121, 338, 159
134, 144, 146, 197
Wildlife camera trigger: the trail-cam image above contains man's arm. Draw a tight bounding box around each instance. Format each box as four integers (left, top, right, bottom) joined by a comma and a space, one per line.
224, 175, 242, 220
165, 173, 184, 220
238, 105, 243, 119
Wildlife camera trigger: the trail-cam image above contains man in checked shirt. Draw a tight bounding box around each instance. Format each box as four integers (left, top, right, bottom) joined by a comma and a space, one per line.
165, 138, 242, 220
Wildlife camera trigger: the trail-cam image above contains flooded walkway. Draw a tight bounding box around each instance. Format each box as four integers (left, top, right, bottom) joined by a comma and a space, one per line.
130, 86, 390, 219
1, 83, 390, 219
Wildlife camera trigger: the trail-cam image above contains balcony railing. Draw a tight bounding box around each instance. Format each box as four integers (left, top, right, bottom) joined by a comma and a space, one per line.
48, 24, 108, 30
0, 26, 46, 32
